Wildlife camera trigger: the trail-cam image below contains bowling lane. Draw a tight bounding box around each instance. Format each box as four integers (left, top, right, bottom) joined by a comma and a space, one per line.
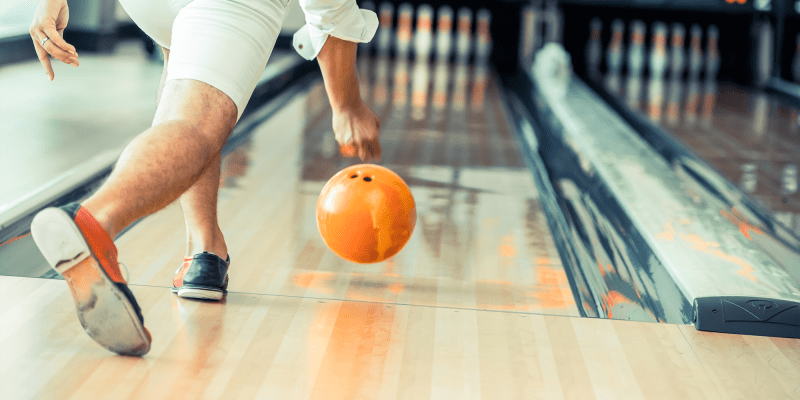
608, 75, 800, 238
116, 56, 579, 317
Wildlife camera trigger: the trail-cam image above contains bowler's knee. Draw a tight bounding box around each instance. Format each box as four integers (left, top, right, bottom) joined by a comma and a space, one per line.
154, 79, 238, 148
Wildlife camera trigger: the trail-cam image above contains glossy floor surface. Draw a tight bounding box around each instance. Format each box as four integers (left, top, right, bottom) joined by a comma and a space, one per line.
606, 74, 800, 238
3, 275, 799, 399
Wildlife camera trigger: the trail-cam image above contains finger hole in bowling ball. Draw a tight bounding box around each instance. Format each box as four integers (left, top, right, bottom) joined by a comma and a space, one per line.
350, 174, 358, 179
363, 177, 372, 182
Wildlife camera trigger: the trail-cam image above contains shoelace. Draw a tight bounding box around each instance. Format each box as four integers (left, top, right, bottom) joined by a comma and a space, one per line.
118, 261, 130, 282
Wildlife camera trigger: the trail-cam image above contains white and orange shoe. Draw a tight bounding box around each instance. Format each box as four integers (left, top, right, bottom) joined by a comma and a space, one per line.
31, 203, 151, 356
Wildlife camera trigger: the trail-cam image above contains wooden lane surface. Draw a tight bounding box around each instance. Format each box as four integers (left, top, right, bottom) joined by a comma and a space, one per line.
116, 66, 578, 317
2, 275, 798, 400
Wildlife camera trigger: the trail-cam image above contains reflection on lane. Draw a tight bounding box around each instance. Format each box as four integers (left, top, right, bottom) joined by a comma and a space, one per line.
606, 71, 800, 238
292, 52, 578, 316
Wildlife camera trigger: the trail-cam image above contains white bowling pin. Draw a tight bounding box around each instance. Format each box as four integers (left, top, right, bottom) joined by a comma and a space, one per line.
669, 23, 685, 80
649, 22, 668, 79
474, 9, 492, 63
455, 8, 473, 64
753, 20, 773, 87
414, 5, 434, 63
606, 19, 625, 75
687, 24, 703, 79
585, 17, 603, 77
704, 25, 720, 81
377, 3, 394, 56
544, 1, 563, 44
519, 5, 540, 70
628, 20, 646, 78
395, 3, 414, 57
435, 6, 454, 62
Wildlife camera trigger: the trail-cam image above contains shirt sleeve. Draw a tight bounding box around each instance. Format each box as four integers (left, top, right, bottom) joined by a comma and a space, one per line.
292, 0, 379, 60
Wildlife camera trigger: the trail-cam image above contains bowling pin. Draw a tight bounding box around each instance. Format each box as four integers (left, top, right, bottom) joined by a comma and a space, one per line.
435, 6, 454, 62
704, 25, 720, 81
376, 3, 394, 56
544, 1, 563, 44
627, 20, 647, 78
753, 19, 773, 87
455, 8, 473, 64
411, 5, 433, 121
474, 9, 492, 64
606, 19, 625, 75
793, 33, 800, 83
687, 24, 703, 79
585, 17, 603, 78
519, 5, 540, 70
395, 3, 414, 57
414, 5, 434, 63
669, 23, 685, 80
649, 22, 668, 80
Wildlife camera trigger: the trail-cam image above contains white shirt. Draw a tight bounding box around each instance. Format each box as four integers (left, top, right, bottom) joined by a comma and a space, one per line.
292, 0, 378, 60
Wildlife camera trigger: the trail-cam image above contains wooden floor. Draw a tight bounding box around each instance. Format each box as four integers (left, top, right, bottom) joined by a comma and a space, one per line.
3, 275, 799, 399
3, 63, 799, 399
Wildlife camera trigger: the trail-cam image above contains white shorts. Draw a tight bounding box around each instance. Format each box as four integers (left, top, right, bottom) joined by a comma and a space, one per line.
118, 0, 294, 119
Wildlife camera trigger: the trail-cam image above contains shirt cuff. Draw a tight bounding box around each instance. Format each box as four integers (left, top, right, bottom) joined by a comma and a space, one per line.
293, 9, 378, 61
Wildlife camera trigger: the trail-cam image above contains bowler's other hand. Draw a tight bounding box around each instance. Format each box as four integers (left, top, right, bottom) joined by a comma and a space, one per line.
31, 0, 78, 81
333, 102, 381, 162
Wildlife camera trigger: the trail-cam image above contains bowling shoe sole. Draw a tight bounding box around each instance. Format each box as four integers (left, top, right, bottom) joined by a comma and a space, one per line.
31, 208, 151, 356
173, 286, 225, 301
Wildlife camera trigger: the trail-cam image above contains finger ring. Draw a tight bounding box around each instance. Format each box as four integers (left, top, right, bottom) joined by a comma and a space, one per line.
41, 37, 49, 46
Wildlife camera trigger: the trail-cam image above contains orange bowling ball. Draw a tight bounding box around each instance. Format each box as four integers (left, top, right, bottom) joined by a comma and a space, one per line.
316, 164, 416, 264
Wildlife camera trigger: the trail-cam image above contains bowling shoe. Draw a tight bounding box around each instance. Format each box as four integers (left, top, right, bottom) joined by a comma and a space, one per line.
30, 203, 152, 356
172, 252, 229, 300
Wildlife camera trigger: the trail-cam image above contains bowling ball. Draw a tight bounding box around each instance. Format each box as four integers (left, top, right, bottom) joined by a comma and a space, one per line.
316, 164, 416, 264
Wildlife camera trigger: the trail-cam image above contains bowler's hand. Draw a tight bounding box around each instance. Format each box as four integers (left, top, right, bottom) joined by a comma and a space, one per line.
30, 0, 78, 81
333, 102, 381, 162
